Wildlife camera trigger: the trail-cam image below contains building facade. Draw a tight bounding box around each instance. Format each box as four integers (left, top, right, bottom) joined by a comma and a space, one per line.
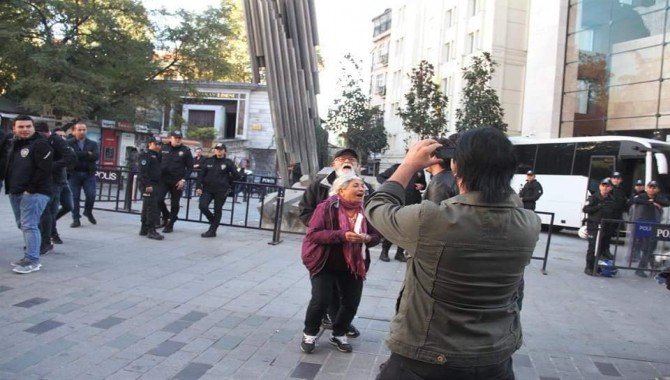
370, 0, 529, 163
523, 0, 670, 140
163, 81, 277, 174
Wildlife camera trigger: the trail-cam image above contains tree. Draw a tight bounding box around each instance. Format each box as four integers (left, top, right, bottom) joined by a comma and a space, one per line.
0, 0, 240, 120
454, 52, 508, 132
326, 54, 388, 163
396, 60, 449, 140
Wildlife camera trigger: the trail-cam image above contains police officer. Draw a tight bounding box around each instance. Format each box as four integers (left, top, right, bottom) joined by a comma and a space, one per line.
139, 137, 164, 240
519, 170, 543, 210
196, 143, 239, 238
158, 130, 194, 233
610, 171, 627, 220
35, 122, 77, 254
583, 177, 616, 275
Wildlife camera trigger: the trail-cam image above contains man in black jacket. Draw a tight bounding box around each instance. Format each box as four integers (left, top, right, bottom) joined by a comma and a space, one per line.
630, 181, 670, 277
377, 164, 426, 262
139, 137, 164, 241
196, 143, 239, 237
519, 170, 543, 210
158, 130, 193, 233
583, 177, 616, 275
5, 115, 53, 274
35, 122, 77, 254
423, 137, 458, 204
67, 122, 99, 227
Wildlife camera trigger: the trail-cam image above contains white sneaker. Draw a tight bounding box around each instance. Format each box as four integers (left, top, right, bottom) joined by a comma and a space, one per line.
13, 262, 42, 274
300, 334, 317, 353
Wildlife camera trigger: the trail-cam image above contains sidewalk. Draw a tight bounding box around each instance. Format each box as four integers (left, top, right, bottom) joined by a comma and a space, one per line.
0, 196, 668, 380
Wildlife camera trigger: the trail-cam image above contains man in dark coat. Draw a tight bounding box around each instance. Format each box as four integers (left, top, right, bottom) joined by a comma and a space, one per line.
158, 130, 193, 233
35, 122, 77, 254
67, 122, 99, 227
5, 115, 53, 274
519, 170, 543, 210
196, 143, 239, 238
630, 181, 670, 277
139, 137, 165, 240
583, 178, 617, 275
376, 164, 426, 262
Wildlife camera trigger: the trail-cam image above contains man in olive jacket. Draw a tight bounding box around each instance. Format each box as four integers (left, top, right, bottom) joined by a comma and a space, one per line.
366, 128, 540, 379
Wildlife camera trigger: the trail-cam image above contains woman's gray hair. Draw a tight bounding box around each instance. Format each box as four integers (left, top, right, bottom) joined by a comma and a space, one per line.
329, 173, 362, 196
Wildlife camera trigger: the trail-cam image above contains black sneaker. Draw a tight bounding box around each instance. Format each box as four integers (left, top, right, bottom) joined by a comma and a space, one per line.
329, 335, 352, 353
201, 230, 216, 238
346, 324, 360, 338
71, 219, 81, 228
40, 244, 54, 256
635, 270, 648, 278
300, 334, 316, 353
162, 224, 173, 233
83, 212, 97, 225
51, 234, 63, 244
321, 317, 333, 330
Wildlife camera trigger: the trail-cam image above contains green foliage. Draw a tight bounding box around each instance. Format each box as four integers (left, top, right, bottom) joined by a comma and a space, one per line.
454, 52, 508, 132
0, 0, 241, 120
327, 54, 388, 163
187, 127, 216, 140
396, 60, 449, 140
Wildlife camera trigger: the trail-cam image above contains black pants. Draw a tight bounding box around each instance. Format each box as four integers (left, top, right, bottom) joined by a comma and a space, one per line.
304, 270, 363, 337
382, 238, 404, 256
141, 188, 160, 228
158, 179, 182, 225
637, 236, 658, 270
585, 222, 613, 269
40, 183, 64, 245
377, 353, 514, 380
199, 190, 228, 230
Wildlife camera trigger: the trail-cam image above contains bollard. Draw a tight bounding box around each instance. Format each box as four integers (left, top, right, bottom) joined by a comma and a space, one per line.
123, 172, 134, 212
268, 187, 285, 245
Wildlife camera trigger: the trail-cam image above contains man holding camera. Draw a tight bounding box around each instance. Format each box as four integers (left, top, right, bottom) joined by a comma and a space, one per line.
366, 128, 540, 380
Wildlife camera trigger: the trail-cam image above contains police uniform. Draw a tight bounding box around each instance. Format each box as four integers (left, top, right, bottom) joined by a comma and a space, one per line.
582, 179, 616, 273
139, 139, 164, 240
157, 131, 193, 231
196, 144, 240, 237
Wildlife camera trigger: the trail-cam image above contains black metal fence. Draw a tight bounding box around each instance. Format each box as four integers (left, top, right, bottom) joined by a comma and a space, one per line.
91, 167, 288, 244
591, 218, 670, 276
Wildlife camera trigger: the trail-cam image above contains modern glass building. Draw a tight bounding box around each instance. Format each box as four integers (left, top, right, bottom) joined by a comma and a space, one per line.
562, 0, 670, 139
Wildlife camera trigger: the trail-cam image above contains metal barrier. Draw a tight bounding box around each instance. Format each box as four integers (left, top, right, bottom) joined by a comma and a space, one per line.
592, 218, 670, 276
90, 167, 287, 245
533, 211, 555, 274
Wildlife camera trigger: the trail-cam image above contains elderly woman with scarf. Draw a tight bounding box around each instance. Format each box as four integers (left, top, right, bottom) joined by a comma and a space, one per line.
300, 173, 381, 354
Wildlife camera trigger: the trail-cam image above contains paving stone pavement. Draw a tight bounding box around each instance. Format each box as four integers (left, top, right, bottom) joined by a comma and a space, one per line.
0, 196, 669, 380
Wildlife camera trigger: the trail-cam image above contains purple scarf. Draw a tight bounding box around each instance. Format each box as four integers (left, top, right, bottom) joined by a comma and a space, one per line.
334, 195, 367, 279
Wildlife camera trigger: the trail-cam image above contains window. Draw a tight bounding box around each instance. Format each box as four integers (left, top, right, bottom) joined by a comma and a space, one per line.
395, 37, 404, 57
467, 32, 479, 54
469, 0, 479, 16
514, 145, 538, 174
441, 76, 453, 97
375, 73, 387, 95
573, 141, 621, 176
535, 143, 576, 175
373, 11, 392, 37
442, 41, 452, 62
445, 9, 453, 28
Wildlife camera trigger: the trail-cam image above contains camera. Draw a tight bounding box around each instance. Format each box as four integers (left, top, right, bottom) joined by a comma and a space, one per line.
431, 145, 456, 161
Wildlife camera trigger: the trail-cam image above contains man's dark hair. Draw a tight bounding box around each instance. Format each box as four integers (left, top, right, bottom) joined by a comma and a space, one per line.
34, 121, 50, 133
12, 114, 33, 126
430, 137, 456, 170
453, 127, 517, 203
